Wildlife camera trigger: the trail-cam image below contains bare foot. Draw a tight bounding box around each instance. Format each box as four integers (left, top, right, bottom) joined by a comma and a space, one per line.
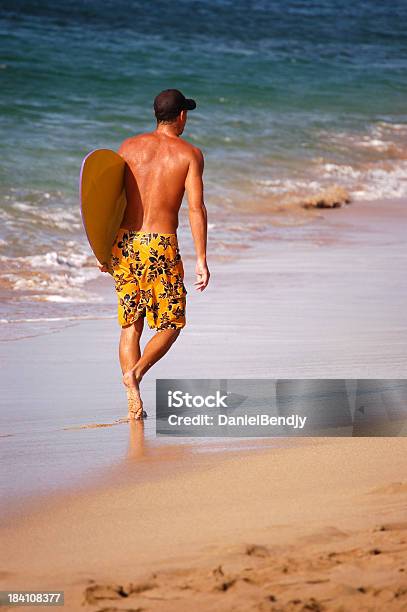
122, 369, 144, 420
126, 387, 144, 420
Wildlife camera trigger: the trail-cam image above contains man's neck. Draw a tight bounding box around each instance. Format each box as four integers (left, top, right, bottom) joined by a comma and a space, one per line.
155, 122, 180, 138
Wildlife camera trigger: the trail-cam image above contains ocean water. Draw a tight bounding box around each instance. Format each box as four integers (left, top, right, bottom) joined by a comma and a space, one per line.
1, 0, 407, 336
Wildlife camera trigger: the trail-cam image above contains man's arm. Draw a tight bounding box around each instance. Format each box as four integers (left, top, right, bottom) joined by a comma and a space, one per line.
185, 147, 210, 291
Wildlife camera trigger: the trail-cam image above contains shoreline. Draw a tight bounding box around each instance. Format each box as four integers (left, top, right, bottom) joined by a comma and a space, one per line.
1, 194, 406, 342
68, 194, 407, 303
0, 433, 290, 524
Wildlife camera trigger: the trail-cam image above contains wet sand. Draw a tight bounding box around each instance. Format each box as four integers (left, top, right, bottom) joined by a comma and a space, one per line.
1, 196, 407, 610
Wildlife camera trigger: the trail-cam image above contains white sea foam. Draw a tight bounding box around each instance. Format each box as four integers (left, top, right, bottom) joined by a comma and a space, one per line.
322, 164, 360, 179
254, 154, 407, 203
322, 161, 407, 200
16, 248, 91, 270
7, 193, 82, 233
256, 178, 324, 194
374, 122, 407, 133
0, 237, 101, 304
356, 138, 390, 151
39, 292, 103, 303
12, 202, 32, 212
316, 124, 407, 164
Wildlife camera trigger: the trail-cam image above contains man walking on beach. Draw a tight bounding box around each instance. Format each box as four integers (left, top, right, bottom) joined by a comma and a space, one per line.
100, 89, 209, 419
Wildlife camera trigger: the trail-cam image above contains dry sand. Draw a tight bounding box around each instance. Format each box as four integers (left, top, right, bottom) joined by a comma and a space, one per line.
1, 437, 407, 611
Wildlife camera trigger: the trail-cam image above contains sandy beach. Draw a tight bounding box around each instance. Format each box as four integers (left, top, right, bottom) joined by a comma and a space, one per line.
1, 437, 407, 611
1, 196, 407, 610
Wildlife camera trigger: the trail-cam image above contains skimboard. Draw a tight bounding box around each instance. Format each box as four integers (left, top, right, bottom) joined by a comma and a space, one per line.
79, 148, 127, 275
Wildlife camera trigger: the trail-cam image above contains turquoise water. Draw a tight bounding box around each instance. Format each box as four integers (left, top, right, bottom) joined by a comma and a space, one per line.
1, 0, 406, 333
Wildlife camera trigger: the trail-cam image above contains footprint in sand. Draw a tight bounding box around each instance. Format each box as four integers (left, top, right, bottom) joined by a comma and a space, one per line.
245, 544, 270, 558
84, 581, 155, 608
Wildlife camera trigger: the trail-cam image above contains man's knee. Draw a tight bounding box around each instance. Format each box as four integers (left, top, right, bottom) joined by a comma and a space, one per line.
122, 317, 144, 336
157, 327, 181, 344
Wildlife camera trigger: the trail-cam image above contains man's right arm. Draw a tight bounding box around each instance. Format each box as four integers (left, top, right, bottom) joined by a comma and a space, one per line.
185, 147, 210, 291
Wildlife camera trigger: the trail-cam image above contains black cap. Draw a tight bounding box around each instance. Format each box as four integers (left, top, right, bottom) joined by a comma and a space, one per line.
154, 89, 196, 122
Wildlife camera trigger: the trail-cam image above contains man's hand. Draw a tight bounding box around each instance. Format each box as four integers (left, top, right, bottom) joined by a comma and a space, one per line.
194, 259, 210, 291
97, 260, 109, 273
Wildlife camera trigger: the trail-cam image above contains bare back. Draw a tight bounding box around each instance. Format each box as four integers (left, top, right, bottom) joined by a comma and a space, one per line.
118, 132, 196, 233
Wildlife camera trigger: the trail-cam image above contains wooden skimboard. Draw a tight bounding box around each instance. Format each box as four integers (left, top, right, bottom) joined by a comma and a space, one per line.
79, 149, 127, 275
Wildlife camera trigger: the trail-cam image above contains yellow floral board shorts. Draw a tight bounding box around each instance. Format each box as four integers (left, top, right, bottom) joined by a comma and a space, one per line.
110, 228, 187, 331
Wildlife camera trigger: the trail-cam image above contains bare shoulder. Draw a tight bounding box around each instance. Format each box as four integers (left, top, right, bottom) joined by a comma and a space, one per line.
180, 138, 203, 158
181, 139, 204, 167
117, 133, 152, 158
117, 136, 134, 160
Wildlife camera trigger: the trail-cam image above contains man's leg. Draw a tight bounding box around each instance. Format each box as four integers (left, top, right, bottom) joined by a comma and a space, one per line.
119, 316, 144, 374
123, 328, 180, 388
119, 317, 144, 419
